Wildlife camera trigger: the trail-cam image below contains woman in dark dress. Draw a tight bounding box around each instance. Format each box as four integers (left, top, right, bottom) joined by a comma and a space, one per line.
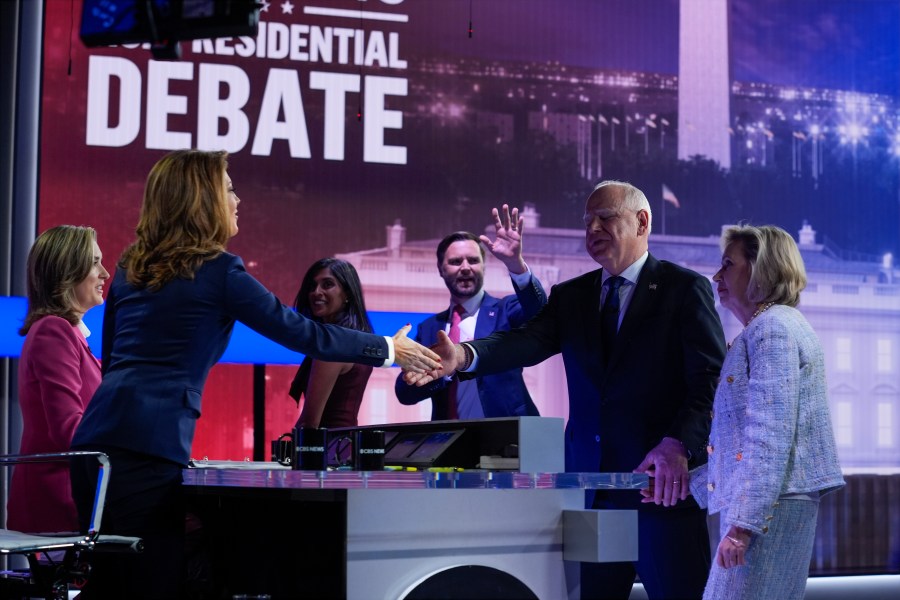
289, 258, 374, 428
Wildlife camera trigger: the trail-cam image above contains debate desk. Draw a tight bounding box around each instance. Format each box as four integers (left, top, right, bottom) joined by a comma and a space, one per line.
183, 417, 647, 599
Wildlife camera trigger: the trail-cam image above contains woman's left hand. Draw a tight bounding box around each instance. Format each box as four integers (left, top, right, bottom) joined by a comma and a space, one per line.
392, 324, 442, 375
715, 525, 752, 569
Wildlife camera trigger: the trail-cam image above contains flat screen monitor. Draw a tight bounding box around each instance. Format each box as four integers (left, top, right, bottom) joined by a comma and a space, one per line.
384, 430, 464, 468
384, 433, 427, 463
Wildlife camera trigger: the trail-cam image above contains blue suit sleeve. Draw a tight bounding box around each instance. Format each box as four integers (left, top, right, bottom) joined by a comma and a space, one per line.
223, 257, 389, 366
664, 275, 726, 463
505, 272, 547, 327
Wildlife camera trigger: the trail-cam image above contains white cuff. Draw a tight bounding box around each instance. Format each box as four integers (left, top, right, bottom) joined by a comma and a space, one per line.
382, 336, 395, 367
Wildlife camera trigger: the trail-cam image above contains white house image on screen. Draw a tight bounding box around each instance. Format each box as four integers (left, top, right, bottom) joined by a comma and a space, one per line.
338, 207, 900, 472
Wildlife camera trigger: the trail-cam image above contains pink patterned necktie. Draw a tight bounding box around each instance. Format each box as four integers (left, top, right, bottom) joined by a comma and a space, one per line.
446, 305, 464, 419
448, 304, 463, 344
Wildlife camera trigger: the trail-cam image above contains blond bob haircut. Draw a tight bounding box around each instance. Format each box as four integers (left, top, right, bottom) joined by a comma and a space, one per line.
20, 225, 97, 335
121, 149, 231, 290
721, 224, 807, 307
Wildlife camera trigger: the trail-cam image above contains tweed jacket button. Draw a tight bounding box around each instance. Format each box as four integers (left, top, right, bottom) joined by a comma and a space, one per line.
736, 452, 742, 461
707, 482, 715, 491
726, 375, 734, 384
762, 526, 769, 534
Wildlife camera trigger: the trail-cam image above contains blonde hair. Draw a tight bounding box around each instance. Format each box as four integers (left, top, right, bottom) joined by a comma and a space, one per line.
721, 224, 807, 307
121, 150, 231, 290
20, 225, 97, 335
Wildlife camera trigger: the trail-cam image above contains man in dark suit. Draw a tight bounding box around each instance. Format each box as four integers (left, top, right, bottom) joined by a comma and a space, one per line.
395, 205, 546, 420
405, 181, 726, 599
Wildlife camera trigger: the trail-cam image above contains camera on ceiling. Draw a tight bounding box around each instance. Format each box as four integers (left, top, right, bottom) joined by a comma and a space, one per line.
80, 0, 261, 60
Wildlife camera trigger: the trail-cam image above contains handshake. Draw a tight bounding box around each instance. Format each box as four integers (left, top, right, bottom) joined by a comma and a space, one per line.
393, 203, 527, 386
395, 329, 464, 387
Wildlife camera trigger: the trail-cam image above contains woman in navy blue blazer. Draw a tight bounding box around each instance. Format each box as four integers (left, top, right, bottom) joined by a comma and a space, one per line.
70, 149, 440, 598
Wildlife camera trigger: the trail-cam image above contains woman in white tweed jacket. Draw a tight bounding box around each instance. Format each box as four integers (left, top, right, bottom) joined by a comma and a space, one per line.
689, 224, 844, 600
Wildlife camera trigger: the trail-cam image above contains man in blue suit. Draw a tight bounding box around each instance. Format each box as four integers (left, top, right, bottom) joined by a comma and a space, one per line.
395, 205, 546, 420
405, 182, 726, 599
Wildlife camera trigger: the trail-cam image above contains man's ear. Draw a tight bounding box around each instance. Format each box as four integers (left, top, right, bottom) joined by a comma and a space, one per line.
637, 209, 650, 234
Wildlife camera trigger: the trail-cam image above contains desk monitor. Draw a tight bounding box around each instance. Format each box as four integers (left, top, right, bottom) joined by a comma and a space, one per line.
384, 430, 464, 468
384, 433, 426, 463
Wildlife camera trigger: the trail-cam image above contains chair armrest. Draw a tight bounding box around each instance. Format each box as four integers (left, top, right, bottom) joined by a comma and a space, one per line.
1, 451, 111, 537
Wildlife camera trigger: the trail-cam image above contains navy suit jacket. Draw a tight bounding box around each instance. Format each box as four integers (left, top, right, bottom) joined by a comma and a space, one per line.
465, 255, 725, 506
72, 253, 391, 465
395, 276, 546, 420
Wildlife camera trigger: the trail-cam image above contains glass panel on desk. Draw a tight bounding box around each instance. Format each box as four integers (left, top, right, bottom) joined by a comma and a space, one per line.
183, 464, 649, 491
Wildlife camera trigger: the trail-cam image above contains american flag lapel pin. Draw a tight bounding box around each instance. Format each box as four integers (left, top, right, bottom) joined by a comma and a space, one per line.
489, 310, 496, 317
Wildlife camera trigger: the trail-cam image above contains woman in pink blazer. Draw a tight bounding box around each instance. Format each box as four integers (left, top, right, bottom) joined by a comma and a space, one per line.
7, 225, 109, 533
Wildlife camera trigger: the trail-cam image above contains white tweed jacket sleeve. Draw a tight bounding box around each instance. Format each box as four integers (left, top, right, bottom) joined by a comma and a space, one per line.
702, 305, 844, 534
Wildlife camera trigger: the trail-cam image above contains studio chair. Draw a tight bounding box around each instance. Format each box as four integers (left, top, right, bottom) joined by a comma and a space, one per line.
0, 451, 143, 600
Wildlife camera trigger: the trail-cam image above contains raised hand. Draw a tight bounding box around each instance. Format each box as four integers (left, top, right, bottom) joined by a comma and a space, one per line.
479, 204, 527, 275
392, 324, 442, 374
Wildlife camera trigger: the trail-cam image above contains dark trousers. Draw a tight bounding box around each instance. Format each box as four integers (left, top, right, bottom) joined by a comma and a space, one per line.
581, 504, 711, 600
71, 447, 186, 599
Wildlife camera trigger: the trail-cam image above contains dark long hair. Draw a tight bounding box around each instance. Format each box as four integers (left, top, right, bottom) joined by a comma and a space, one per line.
293, 258, 372, 332
289, 258, 372, 402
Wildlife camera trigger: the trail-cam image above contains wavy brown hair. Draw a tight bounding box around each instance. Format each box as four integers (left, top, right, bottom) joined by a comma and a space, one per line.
120, 150, 231, 290
20, 225, 97, 335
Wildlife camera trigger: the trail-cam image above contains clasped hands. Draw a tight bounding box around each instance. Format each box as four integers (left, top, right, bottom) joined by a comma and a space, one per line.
392, 324, 444, 375
402, 330, 460, 386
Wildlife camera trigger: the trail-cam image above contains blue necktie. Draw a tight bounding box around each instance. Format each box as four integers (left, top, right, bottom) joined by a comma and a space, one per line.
601, 276, 624, 364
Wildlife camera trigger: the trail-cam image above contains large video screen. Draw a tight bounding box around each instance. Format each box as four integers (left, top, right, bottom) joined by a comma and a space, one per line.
38, 0, 899, 472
